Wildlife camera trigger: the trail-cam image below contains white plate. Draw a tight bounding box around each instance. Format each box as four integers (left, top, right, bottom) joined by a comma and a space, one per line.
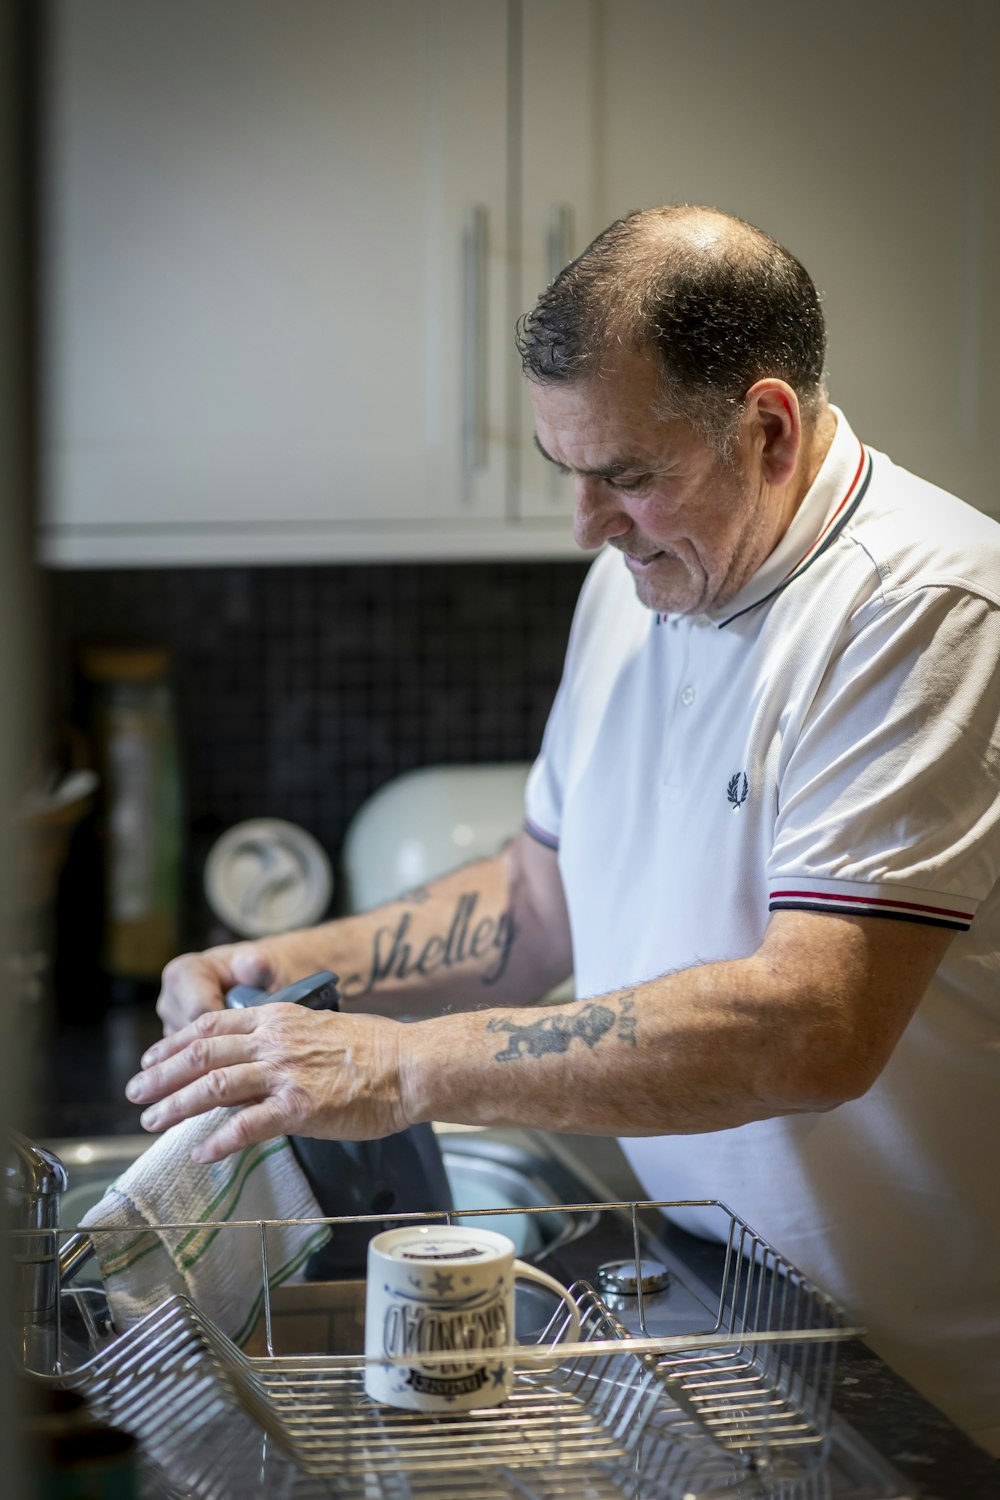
203, 818, 333, 937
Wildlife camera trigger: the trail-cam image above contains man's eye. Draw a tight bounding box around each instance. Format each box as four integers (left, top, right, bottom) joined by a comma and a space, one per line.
611, 475, 648, 492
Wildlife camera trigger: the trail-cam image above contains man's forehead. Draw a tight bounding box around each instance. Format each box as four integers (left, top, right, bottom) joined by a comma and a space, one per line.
532, 370, 643, 427
531, 431, 644, 479
529, 375, 694, 474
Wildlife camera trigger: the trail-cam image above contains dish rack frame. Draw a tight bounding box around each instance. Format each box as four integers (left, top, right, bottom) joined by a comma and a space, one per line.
38, 1197, 861, 1500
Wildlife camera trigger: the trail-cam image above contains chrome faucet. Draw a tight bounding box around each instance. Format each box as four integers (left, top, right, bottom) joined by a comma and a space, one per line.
3, 1128, 69, 1373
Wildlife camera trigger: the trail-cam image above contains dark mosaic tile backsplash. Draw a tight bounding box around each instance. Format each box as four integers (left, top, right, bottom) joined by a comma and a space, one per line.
45, 560, 589, 933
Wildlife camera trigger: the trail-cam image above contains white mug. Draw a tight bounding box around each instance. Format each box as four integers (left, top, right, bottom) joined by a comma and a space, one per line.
363, 1224, 580, 1412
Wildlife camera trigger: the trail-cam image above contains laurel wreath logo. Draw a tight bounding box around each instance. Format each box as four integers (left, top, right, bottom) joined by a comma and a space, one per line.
727, 772, 749, 811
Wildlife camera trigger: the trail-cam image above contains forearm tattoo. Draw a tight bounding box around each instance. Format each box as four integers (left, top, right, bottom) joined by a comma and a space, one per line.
340, 891, 516, 998
487, 994, 638, 1062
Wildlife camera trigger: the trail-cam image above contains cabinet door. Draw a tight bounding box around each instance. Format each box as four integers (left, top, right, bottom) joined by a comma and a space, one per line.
41, 0, 509, 564
594, 0, 999, 517
514, 0, 600, 525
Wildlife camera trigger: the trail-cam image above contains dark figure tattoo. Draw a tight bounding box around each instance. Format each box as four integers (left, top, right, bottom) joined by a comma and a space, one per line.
487, 994, 638, 1062
617, 995, 638, 1046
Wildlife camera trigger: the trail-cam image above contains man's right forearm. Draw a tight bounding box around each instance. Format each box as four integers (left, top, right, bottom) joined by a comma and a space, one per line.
250, 834, 572, 1019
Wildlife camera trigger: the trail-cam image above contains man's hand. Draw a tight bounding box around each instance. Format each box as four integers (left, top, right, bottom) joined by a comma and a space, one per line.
126, 1004, 410, 1161
156, 943, 277, 1035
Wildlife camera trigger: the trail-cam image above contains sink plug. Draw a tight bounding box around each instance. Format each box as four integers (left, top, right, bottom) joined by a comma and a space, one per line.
596, 1257, 670, 1296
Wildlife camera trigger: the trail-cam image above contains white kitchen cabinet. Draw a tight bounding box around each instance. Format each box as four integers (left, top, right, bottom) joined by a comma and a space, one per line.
513, 0, 600, 524
40, 1, 998, 568
513, 0, 999, 526
40, 0, 541, 565
591, 0, 1000, 519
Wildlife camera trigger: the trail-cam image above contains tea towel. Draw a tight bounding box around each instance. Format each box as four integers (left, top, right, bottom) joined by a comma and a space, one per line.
80, 1108, 331, 1348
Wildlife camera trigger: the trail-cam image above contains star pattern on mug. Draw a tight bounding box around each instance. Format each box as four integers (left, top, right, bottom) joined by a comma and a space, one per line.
429, 1271, 455, 1295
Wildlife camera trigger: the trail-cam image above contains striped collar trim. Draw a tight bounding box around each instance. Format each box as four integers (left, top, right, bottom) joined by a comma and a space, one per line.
715, 444, 872, 629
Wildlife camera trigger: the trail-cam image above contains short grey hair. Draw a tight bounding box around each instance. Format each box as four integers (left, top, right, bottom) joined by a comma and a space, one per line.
516, 205, 828, 455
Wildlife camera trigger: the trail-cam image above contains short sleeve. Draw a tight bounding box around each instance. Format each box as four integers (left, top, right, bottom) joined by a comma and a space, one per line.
524, 681, 570, 849
768, 585, 1000, 929
523, 552, 618, 851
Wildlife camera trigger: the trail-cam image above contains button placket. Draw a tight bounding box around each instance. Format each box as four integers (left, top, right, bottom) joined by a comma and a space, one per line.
660, 619, 694, 794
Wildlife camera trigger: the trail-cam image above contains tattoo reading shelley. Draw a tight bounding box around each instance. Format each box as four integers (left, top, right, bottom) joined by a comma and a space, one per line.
488, 996, 637, 1062
341, 891, 516, 998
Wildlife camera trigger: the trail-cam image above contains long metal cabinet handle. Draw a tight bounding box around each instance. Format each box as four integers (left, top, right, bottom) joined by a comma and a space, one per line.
547, 203, 575, 285
462, 205, 489, 476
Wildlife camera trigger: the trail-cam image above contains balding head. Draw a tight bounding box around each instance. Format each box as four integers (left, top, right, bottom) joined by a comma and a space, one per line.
517, 205, 827, 454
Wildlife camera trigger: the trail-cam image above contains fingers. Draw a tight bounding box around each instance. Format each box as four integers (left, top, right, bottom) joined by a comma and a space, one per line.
190, 1098, 292, 1164
126, 1001, 410, 1151
155, 944, 273, 1035
139, 1006, 260, 1072
126, 1004, 305, 1163
127, 1006, 310, 1141
229, 947, 274, 989
129, 1026, 257, 1108
136, 1061, 270, 1136
156, 953, 228, 1035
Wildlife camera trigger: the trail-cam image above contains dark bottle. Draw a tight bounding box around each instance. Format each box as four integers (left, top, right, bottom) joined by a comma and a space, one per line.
78, 646, 183, 986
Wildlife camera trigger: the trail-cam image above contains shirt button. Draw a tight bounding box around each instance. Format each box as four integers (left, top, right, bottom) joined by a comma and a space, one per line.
681, 685, 696, 706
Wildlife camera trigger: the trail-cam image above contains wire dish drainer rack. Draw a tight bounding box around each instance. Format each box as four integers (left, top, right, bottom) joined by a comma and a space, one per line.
43, 1198, 860, 1499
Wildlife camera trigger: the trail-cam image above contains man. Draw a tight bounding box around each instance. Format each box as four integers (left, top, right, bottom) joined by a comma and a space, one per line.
131, 207, 1000, 1451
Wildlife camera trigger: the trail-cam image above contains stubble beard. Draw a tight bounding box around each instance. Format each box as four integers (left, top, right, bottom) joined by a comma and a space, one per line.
620, 463, 768, 618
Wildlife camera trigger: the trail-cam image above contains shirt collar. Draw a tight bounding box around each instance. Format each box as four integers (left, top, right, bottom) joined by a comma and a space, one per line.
703, 406, 871, 628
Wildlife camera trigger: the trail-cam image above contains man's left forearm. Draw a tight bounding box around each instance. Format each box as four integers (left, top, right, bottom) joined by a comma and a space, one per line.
399, 969, 821, 1137
398, 909, 953, 1137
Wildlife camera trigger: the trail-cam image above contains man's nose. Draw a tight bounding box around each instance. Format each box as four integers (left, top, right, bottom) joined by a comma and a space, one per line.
572, 477, 630, 551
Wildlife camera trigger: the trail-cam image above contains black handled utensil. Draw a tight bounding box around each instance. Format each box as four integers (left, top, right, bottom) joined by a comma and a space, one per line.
225, 970, 341, 1012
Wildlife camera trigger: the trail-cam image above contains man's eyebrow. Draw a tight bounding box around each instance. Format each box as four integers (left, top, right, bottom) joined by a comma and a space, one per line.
533, 434, 566, 469
532, 434, 639, 480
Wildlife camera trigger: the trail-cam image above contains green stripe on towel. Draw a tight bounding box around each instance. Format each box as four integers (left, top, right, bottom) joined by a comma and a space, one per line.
174, 1139, 289, 1251
232, 1226, 332, 1349
96, 1136, 305, 1279
100, 1230, 162, 1279
174, 1139, 292, 1272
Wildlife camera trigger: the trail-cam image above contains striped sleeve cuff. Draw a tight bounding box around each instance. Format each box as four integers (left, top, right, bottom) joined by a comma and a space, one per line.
523, 816, 559, 851
768, 877, 977, 931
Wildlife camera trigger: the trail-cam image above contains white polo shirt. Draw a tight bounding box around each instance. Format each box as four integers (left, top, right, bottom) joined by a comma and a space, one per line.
525, 409, 1000, 1448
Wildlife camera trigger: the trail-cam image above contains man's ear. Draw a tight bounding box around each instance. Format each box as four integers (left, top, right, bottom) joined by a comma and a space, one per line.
743, 379, 801, 487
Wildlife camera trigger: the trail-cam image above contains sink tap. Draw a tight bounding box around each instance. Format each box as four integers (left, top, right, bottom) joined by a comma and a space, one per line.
3, 1128, 69, 1373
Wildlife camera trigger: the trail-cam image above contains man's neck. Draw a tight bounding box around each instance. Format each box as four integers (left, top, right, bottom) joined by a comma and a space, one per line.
794, 402, 838, 507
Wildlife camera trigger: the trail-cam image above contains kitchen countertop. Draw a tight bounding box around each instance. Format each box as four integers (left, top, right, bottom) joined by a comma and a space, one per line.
542, 1131, 1000, 1500
33, 1000, 1000, 1500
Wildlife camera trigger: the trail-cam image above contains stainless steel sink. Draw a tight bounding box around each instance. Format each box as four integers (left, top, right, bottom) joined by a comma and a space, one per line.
45, 1126, 602, 1394
48, 1125, 597, 1273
